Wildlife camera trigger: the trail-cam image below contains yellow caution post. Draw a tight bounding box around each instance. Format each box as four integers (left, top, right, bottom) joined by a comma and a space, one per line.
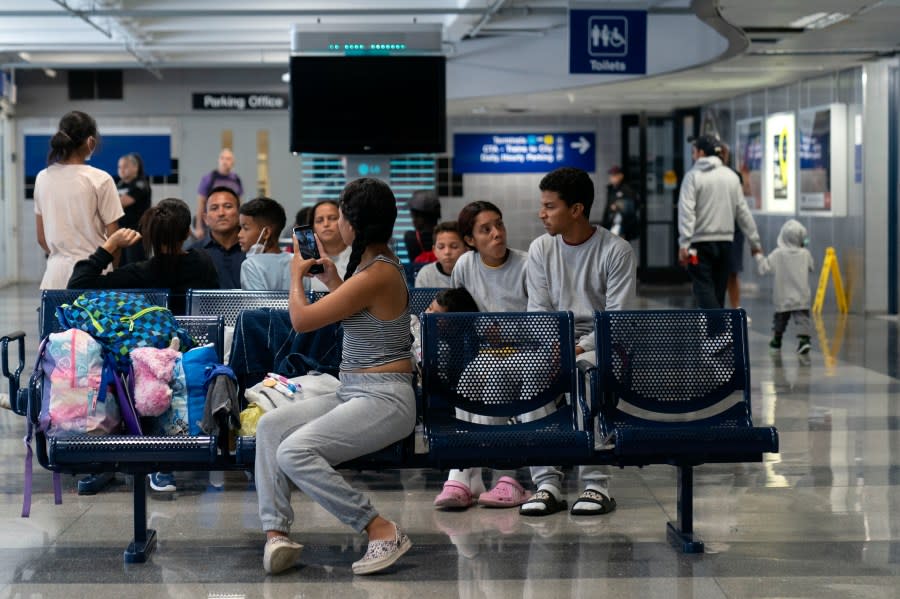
812, 247, 848, 314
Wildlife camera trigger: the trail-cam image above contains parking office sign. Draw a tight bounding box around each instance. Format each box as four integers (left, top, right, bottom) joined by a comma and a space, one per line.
569, 9, 647, 75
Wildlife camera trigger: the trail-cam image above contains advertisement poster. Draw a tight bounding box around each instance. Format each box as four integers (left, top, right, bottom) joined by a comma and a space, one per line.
735, 118, 763, 210
765, 112, 796, 213
798, 107, 831, 211
798, 104, 847, 216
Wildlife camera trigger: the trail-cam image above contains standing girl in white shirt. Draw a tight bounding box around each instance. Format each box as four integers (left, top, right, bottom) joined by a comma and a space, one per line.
35, 111, 123, 289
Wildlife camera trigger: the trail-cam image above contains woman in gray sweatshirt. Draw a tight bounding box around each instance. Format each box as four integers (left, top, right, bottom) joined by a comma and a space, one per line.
433, 201, 533, 510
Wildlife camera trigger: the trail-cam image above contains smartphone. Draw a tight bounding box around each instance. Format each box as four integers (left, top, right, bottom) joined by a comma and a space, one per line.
293, 225, 324, 274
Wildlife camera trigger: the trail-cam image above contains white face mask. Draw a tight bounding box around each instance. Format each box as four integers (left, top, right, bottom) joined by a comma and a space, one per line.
246, 227, 268, 256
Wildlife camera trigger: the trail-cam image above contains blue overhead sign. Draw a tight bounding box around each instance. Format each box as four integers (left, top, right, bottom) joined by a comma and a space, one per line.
453, 132, 596, 174
569, 9, 647, 75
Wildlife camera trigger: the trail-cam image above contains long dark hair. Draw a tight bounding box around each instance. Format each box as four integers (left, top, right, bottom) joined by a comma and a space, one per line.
457, 200, 503, 251
47, 110, 98, 164
339, 178, 398, 280
139, 198, 191, 267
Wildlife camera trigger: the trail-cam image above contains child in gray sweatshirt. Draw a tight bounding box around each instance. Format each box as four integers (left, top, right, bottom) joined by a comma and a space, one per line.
755, 219, 814, 354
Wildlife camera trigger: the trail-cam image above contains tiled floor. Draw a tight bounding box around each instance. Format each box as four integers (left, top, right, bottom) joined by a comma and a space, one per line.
1, 282, 898, 598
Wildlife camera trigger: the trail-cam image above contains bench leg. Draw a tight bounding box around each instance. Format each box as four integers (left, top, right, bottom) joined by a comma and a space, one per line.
667, 465, 704, 553
124, 475, 157, 563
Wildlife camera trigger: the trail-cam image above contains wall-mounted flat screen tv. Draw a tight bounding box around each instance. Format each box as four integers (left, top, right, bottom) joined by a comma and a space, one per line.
289, 55, 446, 154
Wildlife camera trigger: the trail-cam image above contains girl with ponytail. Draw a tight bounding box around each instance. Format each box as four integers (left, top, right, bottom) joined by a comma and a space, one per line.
35, 110, 124, 289
255, 177, 416, 576
67, 198, 219, 314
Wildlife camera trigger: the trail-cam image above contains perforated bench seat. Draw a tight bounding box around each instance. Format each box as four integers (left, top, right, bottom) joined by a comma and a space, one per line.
48, 434, 218, 467
427, 414, 593, 466
611, 426, 779, 458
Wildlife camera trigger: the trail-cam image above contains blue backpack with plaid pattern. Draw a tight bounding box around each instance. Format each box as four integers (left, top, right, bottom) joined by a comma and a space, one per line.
57, 290, 193, 372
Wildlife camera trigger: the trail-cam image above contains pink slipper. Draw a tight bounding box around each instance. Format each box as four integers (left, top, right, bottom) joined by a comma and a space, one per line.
477, 476, 532, 508
433, 480, 476, 509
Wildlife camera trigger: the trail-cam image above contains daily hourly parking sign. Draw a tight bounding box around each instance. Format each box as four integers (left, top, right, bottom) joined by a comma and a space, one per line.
453, 132, 596, 174
569, 9, 647, 74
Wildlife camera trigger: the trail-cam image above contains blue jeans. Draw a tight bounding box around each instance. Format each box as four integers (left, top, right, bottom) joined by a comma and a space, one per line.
256, 372, 415, 534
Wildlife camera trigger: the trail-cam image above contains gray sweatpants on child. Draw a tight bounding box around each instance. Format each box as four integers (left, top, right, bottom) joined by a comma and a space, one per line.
256, 372, 416, 534
773, 309, 811, 337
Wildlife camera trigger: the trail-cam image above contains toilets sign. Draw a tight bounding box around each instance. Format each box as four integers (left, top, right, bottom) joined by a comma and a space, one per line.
569, 9, 647, 74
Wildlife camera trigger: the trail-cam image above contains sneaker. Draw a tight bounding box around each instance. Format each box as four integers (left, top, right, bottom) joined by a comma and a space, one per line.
769, 337, 782, 350
797, 337, 811, 355
352, 522, 412, 575
263, 536, 303, 575
148, 472, 176, 492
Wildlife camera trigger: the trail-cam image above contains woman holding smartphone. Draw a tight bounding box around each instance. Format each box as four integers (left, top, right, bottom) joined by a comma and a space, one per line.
255, 178, 415, 576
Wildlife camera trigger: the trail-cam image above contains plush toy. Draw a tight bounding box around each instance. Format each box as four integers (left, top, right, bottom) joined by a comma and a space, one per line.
131, 337, 181, 417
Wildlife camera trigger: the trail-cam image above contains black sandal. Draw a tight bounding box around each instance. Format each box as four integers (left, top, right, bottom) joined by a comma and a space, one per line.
570, 489, 617, 516
519, 489, 568, 517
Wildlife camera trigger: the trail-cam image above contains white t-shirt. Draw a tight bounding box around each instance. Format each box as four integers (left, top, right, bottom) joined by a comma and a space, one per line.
307, 245, 352, 293
34, 163, 124, 289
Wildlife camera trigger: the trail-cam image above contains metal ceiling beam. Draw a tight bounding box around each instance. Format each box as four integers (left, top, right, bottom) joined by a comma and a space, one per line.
49, 0, 162, 79
0, 6, 692, 18
464, 0, 508, 40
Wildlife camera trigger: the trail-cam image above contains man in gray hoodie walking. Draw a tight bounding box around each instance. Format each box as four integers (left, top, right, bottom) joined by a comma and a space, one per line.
678, 135, 763, 308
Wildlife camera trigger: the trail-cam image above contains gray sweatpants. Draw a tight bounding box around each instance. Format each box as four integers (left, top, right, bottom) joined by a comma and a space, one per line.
256, 372, 416, 534
530, 350, 611, 495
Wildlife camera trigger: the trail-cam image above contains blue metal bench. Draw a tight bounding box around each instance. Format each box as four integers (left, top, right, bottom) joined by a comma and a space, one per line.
39, 289, 169, 339
14, 315, 226, 564
186, 289, 289, 327
593, 308, 779, 553
421, 311, 593, 468
0, 305, 781, 562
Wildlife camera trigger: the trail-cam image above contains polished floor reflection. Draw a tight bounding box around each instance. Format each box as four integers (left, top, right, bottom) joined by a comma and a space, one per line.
1, 283, 899, 598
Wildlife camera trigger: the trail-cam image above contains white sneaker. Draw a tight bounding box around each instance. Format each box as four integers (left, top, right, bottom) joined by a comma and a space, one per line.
263, 536, 303, 574
352, 523, 412, 575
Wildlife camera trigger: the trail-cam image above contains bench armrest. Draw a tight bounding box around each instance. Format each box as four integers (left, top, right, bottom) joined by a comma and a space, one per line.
575, 360, 596, 432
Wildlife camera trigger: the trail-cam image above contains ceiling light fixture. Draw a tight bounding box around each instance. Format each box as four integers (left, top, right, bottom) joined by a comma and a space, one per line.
18, 51, 31, 61
789, 12, 849, 30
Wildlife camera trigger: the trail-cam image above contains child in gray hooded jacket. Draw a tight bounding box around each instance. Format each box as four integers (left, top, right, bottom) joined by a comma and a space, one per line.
755, 219, 814, 354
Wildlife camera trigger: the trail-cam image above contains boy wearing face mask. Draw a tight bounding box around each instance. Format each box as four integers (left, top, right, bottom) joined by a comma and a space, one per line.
238, 197, 292, 290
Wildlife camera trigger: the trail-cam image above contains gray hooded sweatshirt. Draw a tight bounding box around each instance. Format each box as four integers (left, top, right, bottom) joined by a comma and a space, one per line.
755, 219, 814, 312
678, 156, 762, 251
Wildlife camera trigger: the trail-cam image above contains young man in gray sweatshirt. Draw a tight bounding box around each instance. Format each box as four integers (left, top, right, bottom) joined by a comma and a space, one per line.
678, 135, 763, 308
520, 167, 637, 517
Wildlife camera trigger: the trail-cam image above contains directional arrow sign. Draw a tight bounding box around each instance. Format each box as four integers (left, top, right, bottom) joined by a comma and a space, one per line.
570, 136, 591, 155
453, 132, 596, 173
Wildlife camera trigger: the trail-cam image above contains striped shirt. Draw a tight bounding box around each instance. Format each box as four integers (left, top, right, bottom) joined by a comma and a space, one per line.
341, 255, 412, 371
